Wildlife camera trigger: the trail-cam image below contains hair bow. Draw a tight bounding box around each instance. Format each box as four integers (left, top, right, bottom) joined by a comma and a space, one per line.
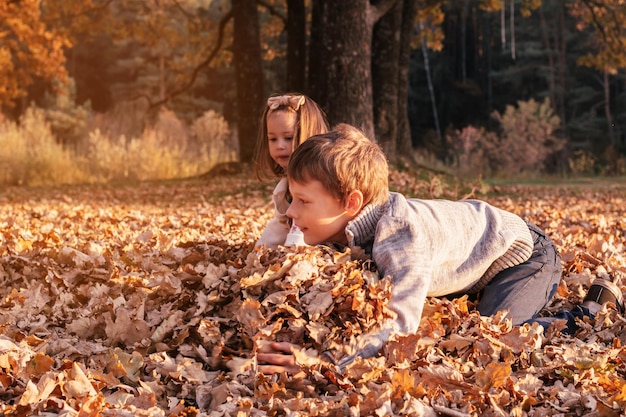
267, 95, 306, 111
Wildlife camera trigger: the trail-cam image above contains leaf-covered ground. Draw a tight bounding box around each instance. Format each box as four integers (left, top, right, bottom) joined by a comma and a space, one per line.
1, 170, 625, 416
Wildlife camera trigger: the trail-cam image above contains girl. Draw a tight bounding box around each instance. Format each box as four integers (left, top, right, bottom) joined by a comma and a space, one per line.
254, 93, 329, 249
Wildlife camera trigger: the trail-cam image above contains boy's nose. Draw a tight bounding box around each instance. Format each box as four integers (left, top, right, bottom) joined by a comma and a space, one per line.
286, 204, 296, 219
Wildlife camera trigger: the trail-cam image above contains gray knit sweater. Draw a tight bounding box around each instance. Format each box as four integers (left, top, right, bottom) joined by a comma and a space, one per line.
334, 192, 533, 368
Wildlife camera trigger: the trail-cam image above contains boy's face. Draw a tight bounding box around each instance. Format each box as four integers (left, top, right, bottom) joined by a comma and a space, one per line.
286, 179, 356, 246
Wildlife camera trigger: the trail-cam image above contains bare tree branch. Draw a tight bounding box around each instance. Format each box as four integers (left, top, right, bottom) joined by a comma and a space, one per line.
148, 9, 234, 109
41, 0, 115, 25
170, 0, 195, 21
367, 0, 401, 26
579, 0, 625, 53
257, 0, 287, 23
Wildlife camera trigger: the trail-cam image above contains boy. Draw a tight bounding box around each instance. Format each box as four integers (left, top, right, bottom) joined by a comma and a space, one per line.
257, 124, 624, 373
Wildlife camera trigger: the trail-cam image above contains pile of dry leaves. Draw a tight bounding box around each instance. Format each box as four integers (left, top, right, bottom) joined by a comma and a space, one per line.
0, 172, 625, 416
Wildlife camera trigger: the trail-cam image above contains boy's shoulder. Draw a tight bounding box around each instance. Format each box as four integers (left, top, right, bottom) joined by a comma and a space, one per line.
384, 193, 491, 220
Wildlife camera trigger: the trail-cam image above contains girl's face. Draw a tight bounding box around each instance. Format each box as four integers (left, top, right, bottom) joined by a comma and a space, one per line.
267, 111, 297, 169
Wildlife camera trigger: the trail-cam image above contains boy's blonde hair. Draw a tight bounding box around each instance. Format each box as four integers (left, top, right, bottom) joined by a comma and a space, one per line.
288, 123, 389, 207
254, 93, 329, 181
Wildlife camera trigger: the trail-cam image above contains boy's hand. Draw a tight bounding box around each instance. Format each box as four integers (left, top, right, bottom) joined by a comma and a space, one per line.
257, 341, 301, 374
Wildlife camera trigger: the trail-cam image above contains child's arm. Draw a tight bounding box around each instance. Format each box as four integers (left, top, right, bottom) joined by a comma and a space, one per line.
256, 179, 291, 249
373, 216, 433, 334
256, 215, 290, 249
257, 342, 301, 374
334, 216, 433, 369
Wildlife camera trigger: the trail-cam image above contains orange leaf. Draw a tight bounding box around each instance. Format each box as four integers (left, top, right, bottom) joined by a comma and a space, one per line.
476, 362, 511, 390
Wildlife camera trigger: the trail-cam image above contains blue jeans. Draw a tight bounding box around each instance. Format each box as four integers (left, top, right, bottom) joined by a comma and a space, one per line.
476, 222, 582, 333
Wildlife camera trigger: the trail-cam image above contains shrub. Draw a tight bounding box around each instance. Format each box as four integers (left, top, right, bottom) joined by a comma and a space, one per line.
0, 102, 237, 186
191, 109, 238, 165
567, 149, 596, 176
151, 107, 190, 149
445, 125, 498, 177
0, 108, 84, 185
90, 99, 148, 140
489, 98, 564, 176
601, 145, 626, 176
40, 78, 92, 147
81, 107, 236, 182
82, 129, 134, 182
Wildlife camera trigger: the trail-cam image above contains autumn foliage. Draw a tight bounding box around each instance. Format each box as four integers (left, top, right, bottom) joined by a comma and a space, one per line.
0, 0, 69, 108
1, 169, 625, 416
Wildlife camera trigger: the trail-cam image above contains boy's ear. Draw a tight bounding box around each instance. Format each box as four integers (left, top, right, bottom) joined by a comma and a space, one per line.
345, 190, 364, 216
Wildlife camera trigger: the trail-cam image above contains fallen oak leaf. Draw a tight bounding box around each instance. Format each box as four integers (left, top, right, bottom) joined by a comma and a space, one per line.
67, 316, 100, 338
235, 299, 266, 337
475, 362, 511, 390
241, 258, 294, 288
104, 309, 152, 346
166, 356, 216, 384
203, 379, 254, 411
391, 368, 424, 398
107, 348, 144, 382
302, 290, 334, 321
25, 352, 54, 377
419, 363, 477, 393
77, 394, 107, 416
226, 356, 256, 378
439, 334, 474, 355
150, 310, 184, 344
201, 263, 228, 288
285, 258, 319, 287
305, 321, 331, 345
60, 362, 98, 399
292, 346, 322, 369
58, 246, 103, 269
17, 371, 58, 407
386, 333, 429, 364
195, 318, 224, 346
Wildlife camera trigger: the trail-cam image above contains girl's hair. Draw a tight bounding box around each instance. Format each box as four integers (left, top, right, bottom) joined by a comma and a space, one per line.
254, 93, 329, 181
288, 123, 390, 207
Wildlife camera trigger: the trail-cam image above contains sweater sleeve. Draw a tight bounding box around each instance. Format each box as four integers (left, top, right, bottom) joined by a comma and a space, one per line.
331, 215, 432, 370
372, 215, 433, 335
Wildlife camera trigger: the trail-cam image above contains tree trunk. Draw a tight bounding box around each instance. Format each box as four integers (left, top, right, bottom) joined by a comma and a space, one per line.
484, 12, 493, 130
396, 0, 419, 158
510, 0, 516, 60
309, 0, 398, 140
232, 0, 264, 163
461, 0, 469, 83
372, 0, 402, 158
604, 71, 615, 145
307, 0, 327, 108
538, 4, 557, 117
286, 0, 306, 92
419, 21, 442, 147
323, 1, 375, 138
557, 3, 567, 139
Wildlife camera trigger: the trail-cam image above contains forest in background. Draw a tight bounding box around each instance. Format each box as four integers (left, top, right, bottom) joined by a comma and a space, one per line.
1, 0, 626, 185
